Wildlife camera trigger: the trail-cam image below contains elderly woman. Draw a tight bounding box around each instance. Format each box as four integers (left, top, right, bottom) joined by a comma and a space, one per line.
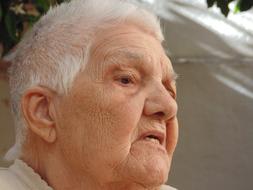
0, 0, 179, 189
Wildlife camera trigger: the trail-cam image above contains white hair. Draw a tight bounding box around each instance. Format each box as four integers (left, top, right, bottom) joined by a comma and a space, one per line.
4, 0, 164, 161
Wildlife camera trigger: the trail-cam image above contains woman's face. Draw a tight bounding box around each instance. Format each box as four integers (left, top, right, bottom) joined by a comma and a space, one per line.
55, 24, 178, 188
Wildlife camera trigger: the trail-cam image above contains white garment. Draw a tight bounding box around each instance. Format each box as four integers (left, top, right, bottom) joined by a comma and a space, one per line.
0, 160, 53, 190
0, 159, 177, 190
161, 184, 177, 190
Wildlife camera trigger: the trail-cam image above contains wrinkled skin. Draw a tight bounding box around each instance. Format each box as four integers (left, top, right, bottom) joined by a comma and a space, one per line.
22, 24, 178, 190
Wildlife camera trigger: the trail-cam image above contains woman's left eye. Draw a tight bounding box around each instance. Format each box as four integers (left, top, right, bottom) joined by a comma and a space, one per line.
114, 71, 139, 87
120, 77, 132, 84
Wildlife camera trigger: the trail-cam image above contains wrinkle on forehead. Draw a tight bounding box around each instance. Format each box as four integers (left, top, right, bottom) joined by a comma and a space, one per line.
90, 24, 160, 58
89, 24, 177, 82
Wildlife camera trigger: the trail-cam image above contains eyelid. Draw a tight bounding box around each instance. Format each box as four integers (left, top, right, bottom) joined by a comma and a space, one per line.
114, 70, 140, 85
170, 89, 177, 99
165, 86, 174, 97
117, 74, 135, 82
163, 82, 177, 99
116, 67, 140, 78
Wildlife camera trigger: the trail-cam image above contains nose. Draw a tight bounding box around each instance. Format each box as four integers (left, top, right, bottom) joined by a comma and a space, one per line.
143, 83, 178, 121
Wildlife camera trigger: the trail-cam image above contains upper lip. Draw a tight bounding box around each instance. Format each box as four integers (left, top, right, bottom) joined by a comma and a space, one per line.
140, 129, 166, 146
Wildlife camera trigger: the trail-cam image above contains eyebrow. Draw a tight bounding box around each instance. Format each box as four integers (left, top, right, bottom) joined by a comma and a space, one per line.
105, 50, 144, 64
104, 50, 148, 72
170, 72, 179, 82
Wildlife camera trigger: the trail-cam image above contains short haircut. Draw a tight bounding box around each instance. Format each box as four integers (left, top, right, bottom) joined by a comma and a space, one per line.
5, 0, 163, 160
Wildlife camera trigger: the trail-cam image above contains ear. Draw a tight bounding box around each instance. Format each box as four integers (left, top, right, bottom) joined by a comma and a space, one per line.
21, 86, 58, 143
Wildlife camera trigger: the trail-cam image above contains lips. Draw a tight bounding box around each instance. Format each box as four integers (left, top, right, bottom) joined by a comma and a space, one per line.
140, 130, 165, 146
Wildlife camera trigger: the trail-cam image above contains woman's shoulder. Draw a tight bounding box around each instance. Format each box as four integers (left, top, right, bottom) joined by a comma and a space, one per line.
0, 167, 16, 190
161, 184, 178, 190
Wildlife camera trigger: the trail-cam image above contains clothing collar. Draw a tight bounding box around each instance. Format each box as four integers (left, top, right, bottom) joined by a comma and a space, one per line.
9, 159, 176, 190
9, 159, 53, 190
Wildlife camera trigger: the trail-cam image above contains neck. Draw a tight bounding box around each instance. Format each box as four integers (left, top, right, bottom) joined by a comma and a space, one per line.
21, 154, 162, 190
21, 139, 162, 190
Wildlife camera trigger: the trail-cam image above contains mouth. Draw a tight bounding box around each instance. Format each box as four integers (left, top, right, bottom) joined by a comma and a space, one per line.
141, 131, 165, 146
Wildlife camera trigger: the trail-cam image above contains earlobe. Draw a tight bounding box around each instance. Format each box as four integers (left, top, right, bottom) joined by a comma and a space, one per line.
21, 87, 57, 143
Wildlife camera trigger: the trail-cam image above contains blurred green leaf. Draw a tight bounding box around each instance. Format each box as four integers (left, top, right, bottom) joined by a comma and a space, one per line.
27, 15, 40, 26
35, 0, 50, 12
236, 0, 253, 12
49, 0, 57, 6
207, 0, 253, 16
1, 0, 253, 57
234, 3, 240, 13
4, 11, 18, 42
0, 3, 2, 22
217, 0, 232, 17
207, 0, 216, 8
28, 15, 40, 23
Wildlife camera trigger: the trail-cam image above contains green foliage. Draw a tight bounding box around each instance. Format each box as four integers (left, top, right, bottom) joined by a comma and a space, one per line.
0, 2, 2, 21
0, 0, 253, 58
207, 0, 253, 16
0, 0, 68, 56
236, 0, 253, 12
35, 0, 50, 12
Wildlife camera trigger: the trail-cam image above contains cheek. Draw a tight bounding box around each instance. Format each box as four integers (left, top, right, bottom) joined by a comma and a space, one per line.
55, 88, 101, 148
166, 117, 179, 155
56, 94, 112, 173
56, 83, 145, 165
102, 92, 144, 144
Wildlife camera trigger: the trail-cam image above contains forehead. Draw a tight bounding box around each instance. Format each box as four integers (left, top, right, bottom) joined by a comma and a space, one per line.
90, 24, 175, 80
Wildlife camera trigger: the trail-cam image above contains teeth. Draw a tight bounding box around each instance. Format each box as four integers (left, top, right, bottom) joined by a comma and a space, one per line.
144, 137, 160, 144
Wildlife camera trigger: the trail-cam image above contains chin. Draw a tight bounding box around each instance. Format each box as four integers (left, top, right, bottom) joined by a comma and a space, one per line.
122, 148, 171, 188
141, 157, 170, 187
